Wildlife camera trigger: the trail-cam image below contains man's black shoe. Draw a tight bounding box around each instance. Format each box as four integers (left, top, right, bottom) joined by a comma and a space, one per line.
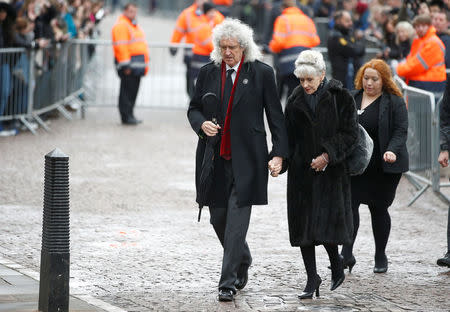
122, 117, 142, 125
218, 289, 234, 302
437, 252, 450, 267
235, 265, 249, 290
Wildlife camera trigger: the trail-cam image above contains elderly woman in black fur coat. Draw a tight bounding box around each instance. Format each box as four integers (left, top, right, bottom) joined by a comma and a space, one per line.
279, 50, 358, 299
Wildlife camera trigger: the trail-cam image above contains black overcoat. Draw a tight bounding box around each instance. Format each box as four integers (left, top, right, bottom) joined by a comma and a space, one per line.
282, 79, 358, 247
351, 89, 409, 173
188, 60, 289, 208
327, 26, 365, 87
440, 75, 450, 150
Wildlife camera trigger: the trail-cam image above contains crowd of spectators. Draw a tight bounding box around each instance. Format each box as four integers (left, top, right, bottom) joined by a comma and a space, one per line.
219, 0, 450, 97
0, 0, 106, 49
211, 0, 450, 70
0, 0, 106, 135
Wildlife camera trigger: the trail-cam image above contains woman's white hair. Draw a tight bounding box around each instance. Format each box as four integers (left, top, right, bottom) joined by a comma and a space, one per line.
210, 18, 262, 64
395, 21, 415, 45
293, 50, 326, 78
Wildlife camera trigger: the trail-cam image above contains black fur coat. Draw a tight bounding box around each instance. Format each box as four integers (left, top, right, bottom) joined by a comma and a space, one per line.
282, 79, 358, 247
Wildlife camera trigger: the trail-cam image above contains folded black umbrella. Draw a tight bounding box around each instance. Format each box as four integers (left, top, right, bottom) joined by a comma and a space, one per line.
197, 92, 221, 222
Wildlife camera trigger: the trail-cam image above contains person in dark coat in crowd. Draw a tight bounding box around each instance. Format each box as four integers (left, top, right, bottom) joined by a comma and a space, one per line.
437, 74, 450, 268
313, 0, 335, 18
187, 18, 288, 302
33, 0, 58, 41
432, 10, 450, 69
327, 10, 365, 89
0, 2, 16, 47
341, 59, 409, 274
280, 50, 358, 299
379, 16, 398, 61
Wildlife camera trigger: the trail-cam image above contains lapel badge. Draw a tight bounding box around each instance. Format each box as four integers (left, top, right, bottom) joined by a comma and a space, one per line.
243, 78, 248, 85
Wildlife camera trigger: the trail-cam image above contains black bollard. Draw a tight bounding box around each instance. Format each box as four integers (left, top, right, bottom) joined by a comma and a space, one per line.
39, 148, 70, 312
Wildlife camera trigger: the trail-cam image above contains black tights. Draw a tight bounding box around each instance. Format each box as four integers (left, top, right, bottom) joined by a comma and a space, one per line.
342, 199, 391, 261
300, 244, 340, 292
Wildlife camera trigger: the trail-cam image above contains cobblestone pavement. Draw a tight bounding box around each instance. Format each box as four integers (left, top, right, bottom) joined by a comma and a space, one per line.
0, 12, 449, 312
0, 107, 449, 312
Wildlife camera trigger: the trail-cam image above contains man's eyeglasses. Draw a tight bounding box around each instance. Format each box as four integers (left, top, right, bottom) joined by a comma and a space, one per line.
220, 45, 240, 52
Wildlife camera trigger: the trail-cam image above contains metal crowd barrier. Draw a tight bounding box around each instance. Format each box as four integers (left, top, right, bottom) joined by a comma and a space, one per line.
74, 40, 192, 110
0, 48, 34, 131
32, 43, 89, 127
0, 44, 88, 134
394, 76, 450, 205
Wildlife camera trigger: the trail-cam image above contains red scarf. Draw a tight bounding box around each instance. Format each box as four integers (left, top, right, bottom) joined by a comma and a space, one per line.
220, 55, 245, 160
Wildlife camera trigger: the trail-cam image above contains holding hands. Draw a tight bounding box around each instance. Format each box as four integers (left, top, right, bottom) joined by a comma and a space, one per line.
268, 157, 283, 177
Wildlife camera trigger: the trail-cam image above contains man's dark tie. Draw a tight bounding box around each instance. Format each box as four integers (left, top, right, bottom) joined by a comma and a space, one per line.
222, 69, 234, 118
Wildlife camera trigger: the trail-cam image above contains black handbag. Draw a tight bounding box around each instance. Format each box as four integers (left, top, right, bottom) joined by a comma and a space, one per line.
333, 94, 374, 176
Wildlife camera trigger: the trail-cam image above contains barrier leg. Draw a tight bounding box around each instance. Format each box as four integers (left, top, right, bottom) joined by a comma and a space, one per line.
57, 105, 73, 121
18, 116, 37, 135
405, 174, 422, 191
408, 184, 429, 206
33, 114, 51, 132
435, 190, 450, 205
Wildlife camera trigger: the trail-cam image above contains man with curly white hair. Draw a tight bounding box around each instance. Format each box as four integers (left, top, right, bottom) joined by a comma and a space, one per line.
188, 18, 289, 302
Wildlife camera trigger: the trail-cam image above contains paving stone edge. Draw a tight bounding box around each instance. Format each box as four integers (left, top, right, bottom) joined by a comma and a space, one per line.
0, 255, 127, 312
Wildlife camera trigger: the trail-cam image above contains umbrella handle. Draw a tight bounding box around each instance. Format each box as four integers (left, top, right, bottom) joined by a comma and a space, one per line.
197, 207, 203, 222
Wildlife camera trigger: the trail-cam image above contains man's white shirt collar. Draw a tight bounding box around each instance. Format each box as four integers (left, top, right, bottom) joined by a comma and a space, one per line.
226, 62, 240, 72
226, 62, 240, 83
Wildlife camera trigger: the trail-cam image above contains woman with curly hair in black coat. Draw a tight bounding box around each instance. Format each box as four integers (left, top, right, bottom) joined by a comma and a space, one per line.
341, 59, 409, 274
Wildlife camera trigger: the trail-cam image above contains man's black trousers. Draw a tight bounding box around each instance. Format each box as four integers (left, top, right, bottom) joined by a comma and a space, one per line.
209, 160, 252, 293
447, 205, 450, 253
119, 74, 141, 122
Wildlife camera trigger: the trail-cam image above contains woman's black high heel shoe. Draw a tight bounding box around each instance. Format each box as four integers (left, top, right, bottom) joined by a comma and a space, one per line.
298, 275, 322, 299
328, 255, 356, 273
373, 254, 388, 273
344, 255, 356, 273
330, 257, 345, 291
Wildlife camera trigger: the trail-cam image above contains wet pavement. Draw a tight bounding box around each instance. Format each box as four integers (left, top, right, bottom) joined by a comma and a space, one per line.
0, 106, 449, 311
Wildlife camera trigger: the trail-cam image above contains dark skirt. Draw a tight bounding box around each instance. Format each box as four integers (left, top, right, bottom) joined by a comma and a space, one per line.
351, 170, 401, 207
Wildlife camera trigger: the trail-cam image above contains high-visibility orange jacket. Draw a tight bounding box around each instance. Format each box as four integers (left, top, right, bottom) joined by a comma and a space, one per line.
397, 26, 446, 85
112, 15, 149, 75
171, 4, 224, 45
269, 7, 320, 53
213, 0, 233, 6
192, 15, 222, 56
